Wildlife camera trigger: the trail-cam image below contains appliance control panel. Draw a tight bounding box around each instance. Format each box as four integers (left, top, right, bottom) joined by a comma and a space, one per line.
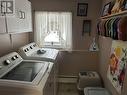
23, 43, 38, 54
0, 52, 23, 76
19, 42, 39, 56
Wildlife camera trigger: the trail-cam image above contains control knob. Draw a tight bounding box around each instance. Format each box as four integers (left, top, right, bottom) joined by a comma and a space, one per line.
12, 56, 16, 60
24, 49, 27, 52
15, 55, 19, 58
30, 46, 33, 49
33, 44, 36, 47
4, 60, 11, 65
27, 48, 29, 51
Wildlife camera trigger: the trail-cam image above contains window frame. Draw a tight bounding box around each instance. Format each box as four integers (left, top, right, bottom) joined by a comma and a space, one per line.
34, 11, 72, 50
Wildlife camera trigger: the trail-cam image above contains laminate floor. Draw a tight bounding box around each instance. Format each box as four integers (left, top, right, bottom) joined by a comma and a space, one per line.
58, 83, 80, 95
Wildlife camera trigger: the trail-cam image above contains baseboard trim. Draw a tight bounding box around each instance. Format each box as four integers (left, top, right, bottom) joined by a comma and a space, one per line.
58, 75, 78, 83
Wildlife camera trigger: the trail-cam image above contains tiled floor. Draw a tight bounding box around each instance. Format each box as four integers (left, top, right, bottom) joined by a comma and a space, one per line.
58, 83, 79, 95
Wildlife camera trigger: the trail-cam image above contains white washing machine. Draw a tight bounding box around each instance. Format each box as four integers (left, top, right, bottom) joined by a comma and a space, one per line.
18, 42, 59, 62
0, 52, 54, 95
18, 42, 59, 95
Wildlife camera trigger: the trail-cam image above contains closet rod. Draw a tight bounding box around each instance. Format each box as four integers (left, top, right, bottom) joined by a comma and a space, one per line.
101, 11, 127, 19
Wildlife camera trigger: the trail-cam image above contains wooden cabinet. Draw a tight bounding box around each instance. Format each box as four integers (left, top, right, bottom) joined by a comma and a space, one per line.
0, 0, 32, 34
17, 0, 32, 33
6, 0, 22, 33
0, 13, 6, 33
0, 0, 6, 34
25, 1, 32, 32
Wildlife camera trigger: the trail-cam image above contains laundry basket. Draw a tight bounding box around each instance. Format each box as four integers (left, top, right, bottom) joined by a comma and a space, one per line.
77, 71, 102, 94
84, 87, 111, 95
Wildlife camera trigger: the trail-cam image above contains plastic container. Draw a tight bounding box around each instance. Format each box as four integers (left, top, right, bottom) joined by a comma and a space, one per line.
84, 87, 111, 95
77, 71, 102, 91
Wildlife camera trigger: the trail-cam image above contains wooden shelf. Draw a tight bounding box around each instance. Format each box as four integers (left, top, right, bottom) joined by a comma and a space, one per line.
101, 10, 127, 19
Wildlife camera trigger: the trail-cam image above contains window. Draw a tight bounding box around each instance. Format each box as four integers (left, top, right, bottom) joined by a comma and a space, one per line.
34, 12, 72, 50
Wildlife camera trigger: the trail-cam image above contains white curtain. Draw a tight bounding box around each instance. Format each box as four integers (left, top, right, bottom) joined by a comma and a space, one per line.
34, 11, 72, 50
59, 13, 72, 50
34, 12, 48, 47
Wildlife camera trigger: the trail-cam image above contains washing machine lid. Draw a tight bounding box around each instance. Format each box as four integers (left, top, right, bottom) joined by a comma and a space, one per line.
84, 87, 111, 95
1, 61, 48, 82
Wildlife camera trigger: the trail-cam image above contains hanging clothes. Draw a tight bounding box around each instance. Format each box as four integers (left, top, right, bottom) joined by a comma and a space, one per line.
104, 19, 110, 37
102, 20, 107, 36
110, 18, 116, 38
117, 17, 127, 41
107, 18, 113, 37
112, 17, 121, 40
98, 15, 127, 41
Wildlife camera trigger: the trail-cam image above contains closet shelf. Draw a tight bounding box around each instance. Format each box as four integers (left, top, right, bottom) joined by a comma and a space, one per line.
101, 10, 127, 19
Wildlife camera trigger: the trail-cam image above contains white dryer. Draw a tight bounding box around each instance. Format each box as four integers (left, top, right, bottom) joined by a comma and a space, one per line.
18, 42, 59, 62
0, 52, 54, 95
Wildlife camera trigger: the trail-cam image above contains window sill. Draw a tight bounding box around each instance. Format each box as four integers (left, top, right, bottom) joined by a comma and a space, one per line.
43, 45, 63, 49
42, 45, 72, 51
